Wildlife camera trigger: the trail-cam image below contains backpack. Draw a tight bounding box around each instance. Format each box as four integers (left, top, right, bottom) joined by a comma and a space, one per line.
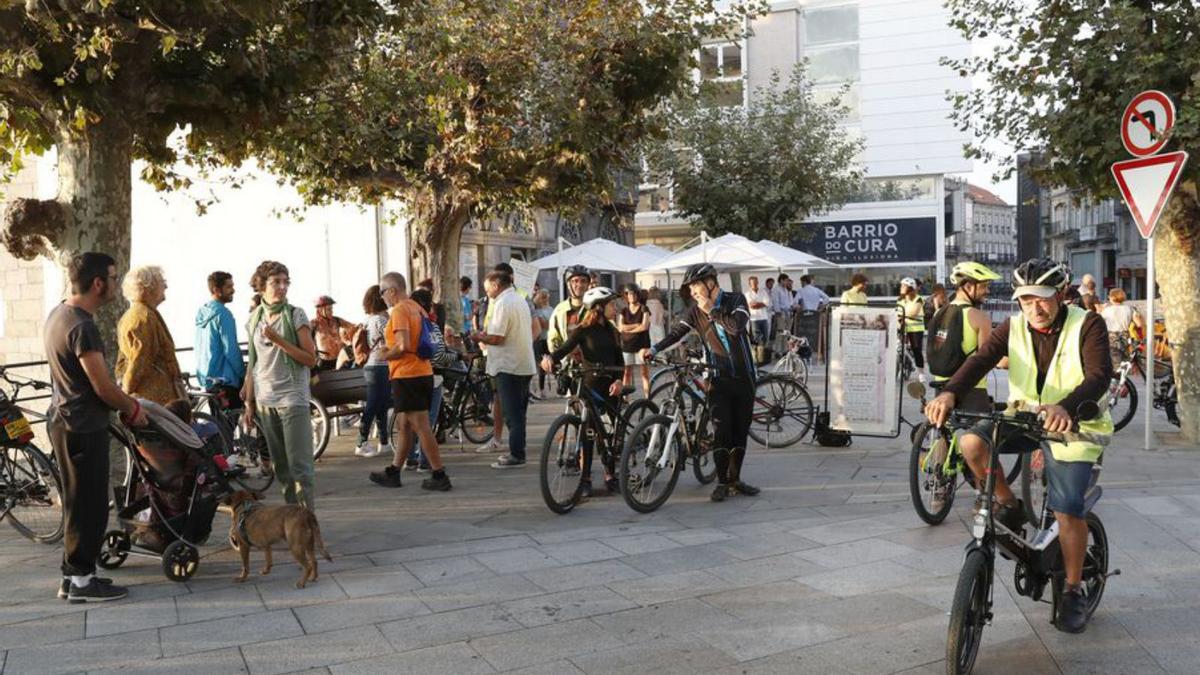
352, 324, 371, 366
926, 303, 972, 378
417, 315, 456, 368
813, 412, 852, 447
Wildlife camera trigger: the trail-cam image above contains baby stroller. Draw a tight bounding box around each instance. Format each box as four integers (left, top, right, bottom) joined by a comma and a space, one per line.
98, 400, 237, 581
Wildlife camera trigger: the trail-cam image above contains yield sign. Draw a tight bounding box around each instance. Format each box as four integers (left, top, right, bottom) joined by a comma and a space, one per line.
1111, 150, 1188, 239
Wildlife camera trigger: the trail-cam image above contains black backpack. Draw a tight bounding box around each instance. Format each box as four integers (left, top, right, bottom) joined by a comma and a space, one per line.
926, 303, 972, 378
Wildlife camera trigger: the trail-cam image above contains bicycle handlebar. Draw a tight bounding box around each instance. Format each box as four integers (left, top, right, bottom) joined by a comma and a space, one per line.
948, 404, 1110, 447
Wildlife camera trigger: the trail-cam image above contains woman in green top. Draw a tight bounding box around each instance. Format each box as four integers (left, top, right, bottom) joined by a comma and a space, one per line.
896, 277, 926, 374
240, 260, 320, 510
839, 272, 870, 305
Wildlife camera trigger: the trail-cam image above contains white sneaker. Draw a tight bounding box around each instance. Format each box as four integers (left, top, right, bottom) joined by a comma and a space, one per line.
354, 442, 372, 457
475, 439, 501, 454
374, 442, 392, 459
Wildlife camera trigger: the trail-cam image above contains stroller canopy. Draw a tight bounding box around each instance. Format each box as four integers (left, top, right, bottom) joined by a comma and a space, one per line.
136, 399, 205, 450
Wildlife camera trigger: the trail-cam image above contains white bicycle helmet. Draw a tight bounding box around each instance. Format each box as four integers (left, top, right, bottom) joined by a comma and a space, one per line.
582, 286, 618, 309
899, 277, 918, 291
1012, 258, 1071, 299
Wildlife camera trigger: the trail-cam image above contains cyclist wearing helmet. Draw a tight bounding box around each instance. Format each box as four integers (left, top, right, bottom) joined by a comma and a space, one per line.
548, 265, 593, 356
640, 263, 760, 502
936, 262, 1003, 410
926, 258, 1113, 634
897, 277, 926, 377
542, 286, 627, 496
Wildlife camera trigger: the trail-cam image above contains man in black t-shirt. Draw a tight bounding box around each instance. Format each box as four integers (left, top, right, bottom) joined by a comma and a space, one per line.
642, 264, 760, 502
44, 252, 148, 604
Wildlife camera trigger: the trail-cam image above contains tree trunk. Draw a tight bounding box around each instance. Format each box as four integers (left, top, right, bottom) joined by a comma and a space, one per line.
1154, 179, 1200, 441
408, 193, 470, 336
2, 120, 133, 366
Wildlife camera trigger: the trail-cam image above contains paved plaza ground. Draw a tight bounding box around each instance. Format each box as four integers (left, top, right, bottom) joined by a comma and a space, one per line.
2, 379, 1200, 675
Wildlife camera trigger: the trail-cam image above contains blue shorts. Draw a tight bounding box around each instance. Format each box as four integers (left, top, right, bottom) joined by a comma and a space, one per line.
963, 420, 1096, 518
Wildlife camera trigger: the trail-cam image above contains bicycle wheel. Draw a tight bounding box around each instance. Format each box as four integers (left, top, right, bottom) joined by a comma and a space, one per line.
1081, 512, 1109, 617
909, 423, 956, 525
1019, 444, 1049, 525
946, 549, 990, 675
620, 399, 659, 434
647, 381, 678, 417
620, 414, 682, 513
1, 445, 64, 544
748, 376, 815, 448
310, 399, 331, 460
540, 415, 585, 514
222, 412, 275, 493
1107, 378, 1137, 433
691, 412, 718, 485
459, 380, 495, 445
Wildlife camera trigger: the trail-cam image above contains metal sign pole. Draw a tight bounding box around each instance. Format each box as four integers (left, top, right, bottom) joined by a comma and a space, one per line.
1144, 238, 1155, 451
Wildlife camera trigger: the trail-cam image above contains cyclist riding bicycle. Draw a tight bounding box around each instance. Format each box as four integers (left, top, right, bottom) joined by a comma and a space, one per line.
929, 262, 1003, 412
542, 286, 627, 497
640, 263, 760, 502
925, 258, 1113, 634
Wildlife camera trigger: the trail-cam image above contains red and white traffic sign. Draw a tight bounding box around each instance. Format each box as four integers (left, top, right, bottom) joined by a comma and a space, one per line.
1121, 90, 1176, 157
1111, 150, 1188, 239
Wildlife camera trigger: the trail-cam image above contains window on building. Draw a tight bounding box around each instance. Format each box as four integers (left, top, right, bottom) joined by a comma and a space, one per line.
699, 43, 744, 108
807, 45, 859, 85
850, 176, 936, 203
810, 84, 860, 121
805, 5, 859, 45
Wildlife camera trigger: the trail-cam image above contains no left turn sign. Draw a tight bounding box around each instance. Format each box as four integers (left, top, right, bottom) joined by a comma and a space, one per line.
1121, 90, 1176, 157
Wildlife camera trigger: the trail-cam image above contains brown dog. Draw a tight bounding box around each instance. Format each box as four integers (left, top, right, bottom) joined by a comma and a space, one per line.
225, 491, 332, 588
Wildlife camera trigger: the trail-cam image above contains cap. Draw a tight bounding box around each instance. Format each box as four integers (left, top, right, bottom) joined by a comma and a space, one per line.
315, 295, 335, 307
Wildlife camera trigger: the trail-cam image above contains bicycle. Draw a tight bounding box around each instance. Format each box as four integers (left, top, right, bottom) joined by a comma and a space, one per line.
648, 353, 815, 449
620, 360, 738, 513
907, 382, 1021, 525
1105, 334, 1177, 432
187, 383, 275, 492
943, 402, 1116, 675
766, 330, 810, 384
0, 367, 64, 544
416, 355, 495, 447
540, 364, 658, 514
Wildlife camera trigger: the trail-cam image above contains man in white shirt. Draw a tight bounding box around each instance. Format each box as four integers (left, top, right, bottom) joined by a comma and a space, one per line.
471, 270, 536, 469
794, 275, 830, 311
743, 276, 772, 360
770, 274, 794, 338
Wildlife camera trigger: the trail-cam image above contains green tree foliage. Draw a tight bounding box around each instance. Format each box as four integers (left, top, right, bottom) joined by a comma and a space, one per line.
234, 0, 757, 328
643, 66, 863, 243
1, 0, 384, 348
943, 0, 1200, 438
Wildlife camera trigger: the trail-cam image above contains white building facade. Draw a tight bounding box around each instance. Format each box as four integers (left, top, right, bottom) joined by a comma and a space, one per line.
636, 0, 973, 297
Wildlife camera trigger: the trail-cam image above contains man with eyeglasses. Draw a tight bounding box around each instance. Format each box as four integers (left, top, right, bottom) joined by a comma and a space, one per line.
370, 272, 452, 490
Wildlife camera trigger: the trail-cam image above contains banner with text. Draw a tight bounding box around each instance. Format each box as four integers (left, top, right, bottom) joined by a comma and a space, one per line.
796, 217, 937, 265
827, 304, 901, 436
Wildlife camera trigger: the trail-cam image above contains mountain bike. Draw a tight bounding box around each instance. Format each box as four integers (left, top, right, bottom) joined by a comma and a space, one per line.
0, 367, 64, 544
188, 384, 275, 492
943, 402, 1116, 675
621, 360, 737, 513
1105, 334, 1177, 432
421, 357, 495, 446
907, 382, 1021, 525
540, 364, 658, 514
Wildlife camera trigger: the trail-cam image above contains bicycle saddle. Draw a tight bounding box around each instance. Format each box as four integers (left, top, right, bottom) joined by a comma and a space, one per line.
620, 385, 636, 397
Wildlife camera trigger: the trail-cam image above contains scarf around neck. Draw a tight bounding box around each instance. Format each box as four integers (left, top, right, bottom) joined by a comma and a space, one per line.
247, 301, 301, 374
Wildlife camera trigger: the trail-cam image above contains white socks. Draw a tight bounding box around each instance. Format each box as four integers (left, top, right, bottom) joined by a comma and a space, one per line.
70, 574, 93, 587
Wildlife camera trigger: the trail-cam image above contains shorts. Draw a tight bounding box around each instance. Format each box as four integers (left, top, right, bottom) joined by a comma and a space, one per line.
962, 420, 1096, 518
622, 351, 644, 366
392, 375, 434, 412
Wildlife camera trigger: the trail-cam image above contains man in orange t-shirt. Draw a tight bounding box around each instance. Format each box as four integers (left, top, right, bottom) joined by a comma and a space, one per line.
368, 272, 450, 491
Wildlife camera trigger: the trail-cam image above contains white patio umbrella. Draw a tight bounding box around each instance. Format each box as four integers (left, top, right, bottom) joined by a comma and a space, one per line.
752, 239, 840, 270
646, 232, 788, 271
530, 237, 664, 273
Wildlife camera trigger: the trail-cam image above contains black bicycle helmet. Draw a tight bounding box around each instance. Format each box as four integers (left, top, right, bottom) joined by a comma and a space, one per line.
564, 264, 591, 281
1012, 258, 1071, 299
681, 263, 718, 288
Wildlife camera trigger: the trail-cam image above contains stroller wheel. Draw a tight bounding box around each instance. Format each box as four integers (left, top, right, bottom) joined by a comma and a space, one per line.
162, 541, 200, 582
98, 530, 130, 570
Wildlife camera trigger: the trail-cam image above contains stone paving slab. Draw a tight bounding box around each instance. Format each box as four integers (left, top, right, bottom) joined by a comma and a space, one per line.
2, 393, 1200, 674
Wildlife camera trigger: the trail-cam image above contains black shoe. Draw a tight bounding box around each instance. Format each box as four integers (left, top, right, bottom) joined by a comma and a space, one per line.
421, 473, 453, 491
605, 477, 620, 495
68, 577, 128, 604
1058, 584, 1089, 634
58, 576, 112, 600
580, 480, 593, 499
417, 462, 432, 473
403, 459, 419, 471
732, 481, 760, 496
711, 484, 730, 502
996, 499, 1028, 534
370, 464, 403, 488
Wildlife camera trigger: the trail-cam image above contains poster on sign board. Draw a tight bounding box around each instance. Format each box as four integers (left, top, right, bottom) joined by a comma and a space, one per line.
826, 304, 900, 436
509, 258, 540, 297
